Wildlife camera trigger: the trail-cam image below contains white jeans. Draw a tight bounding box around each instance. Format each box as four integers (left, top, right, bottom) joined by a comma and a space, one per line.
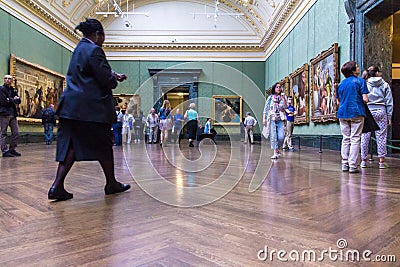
339, 116, 364, 168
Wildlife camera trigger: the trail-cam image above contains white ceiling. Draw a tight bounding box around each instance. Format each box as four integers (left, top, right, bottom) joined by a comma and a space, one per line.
2, 0, 316, 60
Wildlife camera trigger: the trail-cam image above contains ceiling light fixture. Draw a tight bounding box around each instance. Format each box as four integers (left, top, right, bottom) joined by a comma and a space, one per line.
95, 0, 149, 28
191, 0, 244, 29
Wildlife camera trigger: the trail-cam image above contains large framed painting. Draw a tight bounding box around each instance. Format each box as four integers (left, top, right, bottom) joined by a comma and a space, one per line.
212, 95, 242, 125
289, 64, 309, 125
113, 94, 140, 116
310, 43, 339, 122
9, 54, 65, 123
279, 76, 290, 96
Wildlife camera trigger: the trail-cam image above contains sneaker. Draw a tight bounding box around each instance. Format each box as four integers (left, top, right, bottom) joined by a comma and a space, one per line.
8, 150, 21, 157
270, 154, 279, 159
349, 167, 360, 173
379, 162, 389, 169
342, 165, 349, 172
360, 161, 367, 168
2, 151, 16, 157
288, 147, 295, 152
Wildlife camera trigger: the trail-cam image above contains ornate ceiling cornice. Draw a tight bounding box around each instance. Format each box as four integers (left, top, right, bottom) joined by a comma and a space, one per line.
3, 0, 314, 57
260, 0, 299, 48
14, 0, 80, 43
104, 43, 264, 52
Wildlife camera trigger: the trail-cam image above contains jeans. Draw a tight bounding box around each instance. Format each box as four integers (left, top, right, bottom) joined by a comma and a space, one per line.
44, 123, 54, 144
112, 122, 123, 146
270, 119, 285, 150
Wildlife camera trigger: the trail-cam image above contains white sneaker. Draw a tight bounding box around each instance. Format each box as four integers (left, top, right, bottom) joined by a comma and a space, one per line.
271, 154, 279, 159
360, 161, 367, 168
379, 162, 389, 169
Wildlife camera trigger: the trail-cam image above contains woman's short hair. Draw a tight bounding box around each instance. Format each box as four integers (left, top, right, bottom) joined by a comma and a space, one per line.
341, 61, 357, 78
271, 82, 280, 95
189, 103, 196, 109
74, 18, 104, 36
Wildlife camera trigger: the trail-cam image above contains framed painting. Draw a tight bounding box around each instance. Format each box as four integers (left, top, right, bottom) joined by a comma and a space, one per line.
113, 94, 140, 116
310, 43, 339, 122
265, 87, 272, 100
9, 54, 65, 123
279, 76, 290, 96
212, 95, 242, 125
289, 63, 309, 125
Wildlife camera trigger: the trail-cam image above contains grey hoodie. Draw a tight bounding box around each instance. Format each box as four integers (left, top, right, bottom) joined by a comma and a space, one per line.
366, 77, 393, 121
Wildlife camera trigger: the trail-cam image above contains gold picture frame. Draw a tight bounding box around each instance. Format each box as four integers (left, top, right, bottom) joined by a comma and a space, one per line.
9, 54, 65, 123
212, 95, 242, 125
280, 76, 290, 96
289, 63, 309, 125
310, 43, 339, 123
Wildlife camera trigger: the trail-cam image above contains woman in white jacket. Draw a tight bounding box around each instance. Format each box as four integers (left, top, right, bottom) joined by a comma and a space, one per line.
360, 66, 393, 169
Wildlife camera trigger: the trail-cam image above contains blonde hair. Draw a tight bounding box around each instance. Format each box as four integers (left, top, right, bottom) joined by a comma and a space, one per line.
162, 100, 171, 109
189, 103, 196, 109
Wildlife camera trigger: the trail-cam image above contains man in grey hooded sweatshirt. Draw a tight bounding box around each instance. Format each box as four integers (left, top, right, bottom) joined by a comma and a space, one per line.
360, 66, 393, 169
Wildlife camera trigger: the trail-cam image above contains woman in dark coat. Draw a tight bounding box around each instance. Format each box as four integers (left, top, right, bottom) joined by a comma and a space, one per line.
48, 19, 130, 201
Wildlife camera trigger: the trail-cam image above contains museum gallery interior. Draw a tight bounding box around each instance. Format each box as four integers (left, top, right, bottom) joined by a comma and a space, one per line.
1, 0, 400, 265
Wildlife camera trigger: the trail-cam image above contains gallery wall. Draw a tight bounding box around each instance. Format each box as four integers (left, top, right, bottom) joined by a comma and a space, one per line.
264, 0, 350, 136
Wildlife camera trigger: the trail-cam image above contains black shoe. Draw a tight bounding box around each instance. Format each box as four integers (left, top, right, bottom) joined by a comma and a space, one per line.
48, 187, 73, 201
2, 151, 16, 157
189, 142, 194, 147
9, 150, 21, 156
104, 182, 131, 195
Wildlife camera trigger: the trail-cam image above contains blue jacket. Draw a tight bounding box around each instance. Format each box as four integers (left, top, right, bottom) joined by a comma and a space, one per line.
57, 38, 118, 124
336, 75, 369, 119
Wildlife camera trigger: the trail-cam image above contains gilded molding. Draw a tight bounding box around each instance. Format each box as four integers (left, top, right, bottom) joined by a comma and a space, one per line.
7, 0, 303, 55
62, 0, 74, 7
260, 0, 299, 48
14, 0, 80, 42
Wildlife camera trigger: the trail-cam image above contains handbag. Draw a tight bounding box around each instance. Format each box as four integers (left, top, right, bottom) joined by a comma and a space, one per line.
362, 103, 379, 133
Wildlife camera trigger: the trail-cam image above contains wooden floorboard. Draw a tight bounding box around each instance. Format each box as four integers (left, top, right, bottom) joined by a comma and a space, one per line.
0, 141, 399, 266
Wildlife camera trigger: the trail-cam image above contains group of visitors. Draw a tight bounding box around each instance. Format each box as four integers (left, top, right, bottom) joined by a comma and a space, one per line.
337, 61, 393, 173
145, 102, 200, 147
0, 18, 395, 202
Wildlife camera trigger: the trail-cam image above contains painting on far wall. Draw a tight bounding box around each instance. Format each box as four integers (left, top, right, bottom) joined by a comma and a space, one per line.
9, 54, 65, 123
114, 94, 140, 116
289, 63, 309, 125
212, 95, 242, 125
310, 43, 339, 123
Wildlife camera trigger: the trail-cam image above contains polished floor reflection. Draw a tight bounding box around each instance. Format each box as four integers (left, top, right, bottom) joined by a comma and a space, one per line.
0, 141, 399, 266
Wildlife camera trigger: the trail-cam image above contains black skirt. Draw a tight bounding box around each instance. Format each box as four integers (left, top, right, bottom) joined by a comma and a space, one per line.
185, 119, 198, 140
56, 118, 113, 162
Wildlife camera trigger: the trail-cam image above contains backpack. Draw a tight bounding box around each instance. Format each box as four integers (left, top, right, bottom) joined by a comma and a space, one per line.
42, 108, 55, 123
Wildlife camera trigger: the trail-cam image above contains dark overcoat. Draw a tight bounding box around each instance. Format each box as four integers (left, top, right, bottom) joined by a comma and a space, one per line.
57, 38, 117, 124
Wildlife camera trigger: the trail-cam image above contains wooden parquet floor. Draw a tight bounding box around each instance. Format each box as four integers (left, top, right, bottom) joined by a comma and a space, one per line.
0, 140, 399, 266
